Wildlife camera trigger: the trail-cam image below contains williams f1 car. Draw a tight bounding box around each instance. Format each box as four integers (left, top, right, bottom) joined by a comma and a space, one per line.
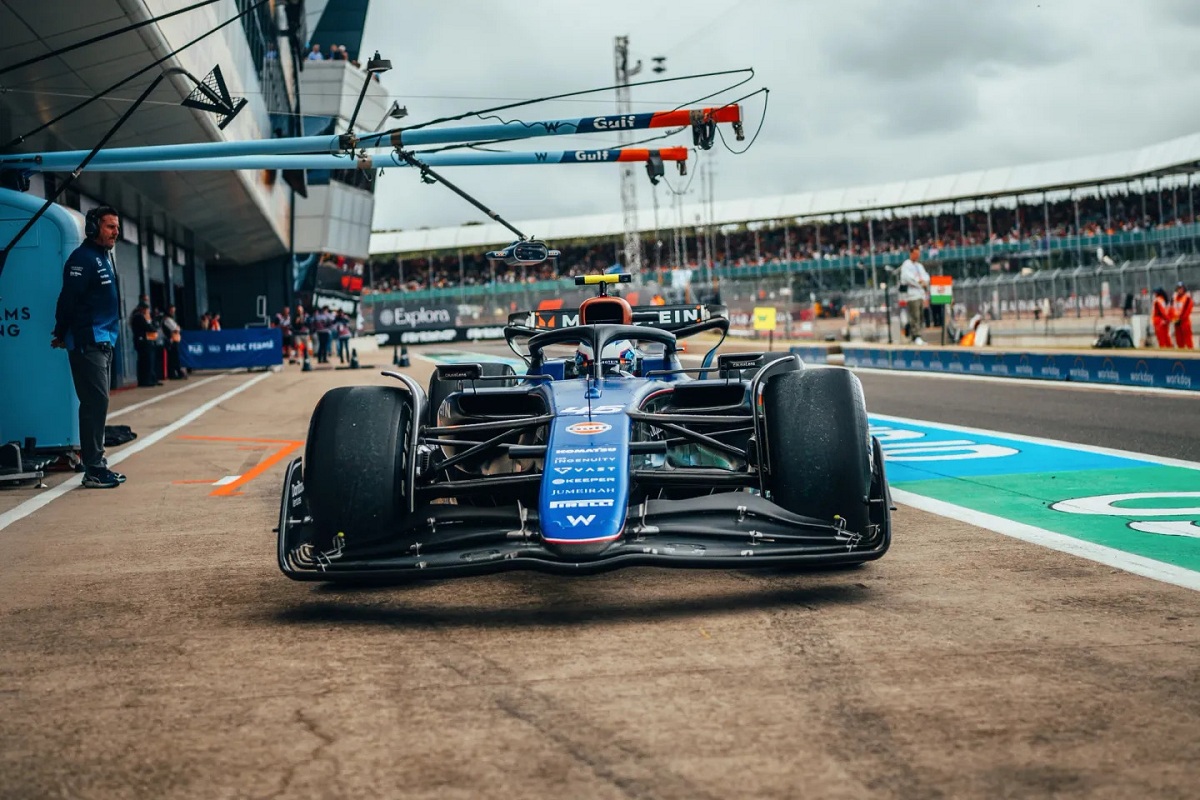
277, 273, 892, 581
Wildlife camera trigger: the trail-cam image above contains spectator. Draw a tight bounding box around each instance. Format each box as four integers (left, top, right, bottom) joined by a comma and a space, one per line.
274, 306, 295, 363
307, 44, 324, 61
1152, 287, 1173, 348
334, 311, 353, 363
161, 305, 186, 379
331, 44, 348, 61
209, 312, 222, 331
314, 307, 333, 363
1173, 282, 1194, 349
130, 303, 162, 387
51, 205, 126, 489
293, 304, 310, 361
898, 246, 930, 345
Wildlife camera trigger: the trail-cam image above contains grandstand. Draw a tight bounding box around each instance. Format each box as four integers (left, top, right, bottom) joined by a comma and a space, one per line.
364, 131, 1200, 330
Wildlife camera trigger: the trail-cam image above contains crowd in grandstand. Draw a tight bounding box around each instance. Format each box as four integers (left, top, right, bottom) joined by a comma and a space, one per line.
365, 186, 1200, 294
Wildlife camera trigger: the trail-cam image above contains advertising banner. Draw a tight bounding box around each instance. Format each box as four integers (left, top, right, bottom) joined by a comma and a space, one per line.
377, 324, 508, 346
372, 302, 456, 334
312, 291, 359, 316
180, 328, 283, 370
841, 346, 1199, 391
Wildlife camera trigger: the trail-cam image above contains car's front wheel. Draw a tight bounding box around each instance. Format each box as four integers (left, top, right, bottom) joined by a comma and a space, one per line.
761, 367, 872, 534
304, 385, 414, 551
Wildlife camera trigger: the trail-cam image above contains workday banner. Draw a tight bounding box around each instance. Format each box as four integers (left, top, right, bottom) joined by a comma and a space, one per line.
180, 328, 282, 370
841, 345, 1200, 391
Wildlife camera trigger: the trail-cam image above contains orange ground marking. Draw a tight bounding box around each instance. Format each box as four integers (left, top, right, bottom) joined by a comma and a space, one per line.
209, 440, 303, 497
178, 435, 301, 444
172, 435, 303, 497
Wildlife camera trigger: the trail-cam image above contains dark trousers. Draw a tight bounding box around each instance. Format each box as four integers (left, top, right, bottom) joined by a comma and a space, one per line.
316, 330, 332, 362
68, 344, 112, 471
166, 341, 185, 378
136, 340, 159, 386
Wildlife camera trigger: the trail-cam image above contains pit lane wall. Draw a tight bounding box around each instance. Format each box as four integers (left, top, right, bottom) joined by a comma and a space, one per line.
834, 345, 1200, 392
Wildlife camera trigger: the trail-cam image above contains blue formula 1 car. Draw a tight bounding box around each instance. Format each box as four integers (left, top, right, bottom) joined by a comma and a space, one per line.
277, 273, 892, 581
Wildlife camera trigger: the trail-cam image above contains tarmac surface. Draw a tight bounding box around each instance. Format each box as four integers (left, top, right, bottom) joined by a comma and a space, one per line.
1, 345, 1198, 799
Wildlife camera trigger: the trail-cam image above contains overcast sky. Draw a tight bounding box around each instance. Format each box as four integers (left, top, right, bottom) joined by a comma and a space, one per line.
359, 0, 1200, 233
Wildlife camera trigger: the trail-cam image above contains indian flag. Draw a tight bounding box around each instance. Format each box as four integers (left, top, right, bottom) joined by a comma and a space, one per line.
930, 275, 953, 305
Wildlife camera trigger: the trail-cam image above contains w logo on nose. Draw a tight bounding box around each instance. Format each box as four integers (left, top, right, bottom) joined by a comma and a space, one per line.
567, 514, 595, 527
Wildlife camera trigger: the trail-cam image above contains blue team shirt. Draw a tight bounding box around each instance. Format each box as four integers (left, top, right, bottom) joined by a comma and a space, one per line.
54, 240, 120, 350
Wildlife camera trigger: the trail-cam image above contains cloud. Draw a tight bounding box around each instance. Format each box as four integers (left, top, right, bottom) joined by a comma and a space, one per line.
821, 0, 1080, 81
360, 1, 1200, 233
1155, 0, 1200, 26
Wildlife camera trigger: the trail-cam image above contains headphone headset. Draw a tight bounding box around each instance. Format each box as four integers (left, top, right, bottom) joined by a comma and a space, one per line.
85, 205, 118, 240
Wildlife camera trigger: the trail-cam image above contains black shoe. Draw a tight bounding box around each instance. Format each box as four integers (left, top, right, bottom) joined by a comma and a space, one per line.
82, 468, 121, 489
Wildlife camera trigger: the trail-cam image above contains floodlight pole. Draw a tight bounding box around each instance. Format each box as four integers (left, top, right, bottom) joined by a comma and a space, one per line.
614, 36, 644, 283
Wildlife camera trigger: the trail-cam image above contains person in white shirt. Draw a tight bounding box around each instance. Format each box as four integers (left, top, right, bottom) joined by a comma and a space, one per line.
898, 246, 930, 344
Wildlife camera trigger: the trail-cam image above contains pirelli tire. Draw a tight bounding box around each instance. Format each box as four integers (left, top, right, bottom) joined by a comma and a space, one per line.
762, 367, 872, 535
426, 362, 518, 425
304, 385, 414, 550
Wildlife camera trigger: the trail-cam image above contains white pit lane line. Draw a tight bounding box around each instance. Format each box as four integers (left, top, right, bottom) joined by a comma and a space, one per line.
849, 365, 1200, 397
0, 372, 271, 534
107, 372, 231, 419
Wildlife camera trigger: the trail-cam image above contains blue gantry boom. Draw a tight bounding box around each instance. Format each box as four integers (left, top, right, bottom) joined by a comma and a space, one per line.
0, 107, 740, 171
20, 147, 691, 173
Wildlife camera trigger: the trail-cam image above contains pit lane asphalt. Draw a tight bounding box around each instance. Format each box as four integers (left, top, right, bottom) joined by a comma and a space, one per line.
1, 351, 1197, 800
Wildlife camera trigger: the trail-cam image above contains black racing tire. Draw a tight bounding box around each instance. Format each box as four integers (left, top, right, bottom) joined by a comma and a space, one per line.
762, 367, 872, 534
304, 385, 413, 550
426, 362, 517, 425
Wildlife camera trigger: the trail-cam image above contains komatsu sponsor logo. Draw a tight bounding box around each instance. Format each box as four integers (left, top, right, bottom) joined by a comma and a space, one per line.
549, 499, 615, 508
592, 115, 635, 130
556, 447, 616, 455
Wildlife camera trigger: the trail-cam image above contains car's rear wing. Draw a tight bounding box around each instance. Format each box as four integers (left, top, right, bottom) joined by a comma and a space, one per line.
508, 303, 728, 332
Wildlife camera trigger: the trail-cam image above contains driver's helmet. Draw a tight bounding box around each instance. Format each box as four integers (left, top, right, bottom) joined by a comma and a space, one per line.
575, 339, 639, 368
